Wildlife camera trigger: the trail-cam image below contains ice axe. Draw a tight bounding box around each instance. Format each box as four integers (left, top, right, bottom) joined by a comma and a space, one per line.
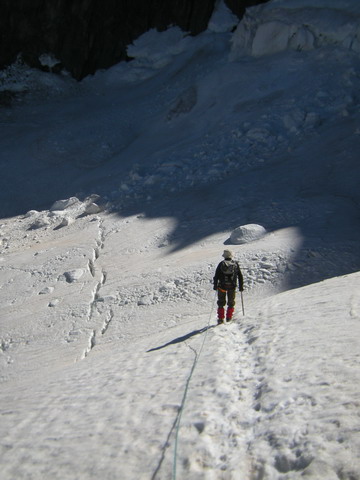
240, 291, 245, 316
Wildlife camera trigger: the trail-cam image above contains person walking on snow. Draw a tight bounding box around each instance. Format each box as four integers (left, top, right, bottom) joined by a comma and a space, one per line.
213, 249, 244, 324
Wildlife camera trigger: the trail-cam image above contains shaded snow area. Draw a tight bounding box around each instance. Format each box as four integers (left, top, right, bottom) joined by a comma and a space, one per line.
1, 1, 360, 479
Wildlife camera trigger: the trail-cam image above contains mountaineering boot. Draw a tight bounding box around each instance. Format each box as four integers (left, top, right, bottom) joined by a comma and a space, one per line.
217, 307, 225, 324
226, 307, 234, 322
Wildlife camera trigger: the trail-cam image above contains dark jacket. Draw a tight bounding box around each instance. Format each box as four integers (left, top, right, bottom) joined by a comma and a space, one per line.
213, 259, 244, 291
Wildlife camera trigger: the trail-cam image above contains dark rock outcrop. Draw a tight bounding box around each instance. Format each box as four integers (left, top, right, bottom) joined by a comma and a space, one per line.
0, 0, 269, 80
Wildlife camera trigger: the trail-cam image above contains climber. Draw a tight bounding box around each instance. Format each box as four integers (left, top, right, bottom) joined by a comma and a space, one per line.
213, 249, 244, 324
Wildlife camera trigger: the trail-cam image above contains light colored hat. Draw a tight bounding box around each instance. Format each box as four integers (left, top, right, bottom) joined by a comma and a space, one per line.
222, 249, 233, 259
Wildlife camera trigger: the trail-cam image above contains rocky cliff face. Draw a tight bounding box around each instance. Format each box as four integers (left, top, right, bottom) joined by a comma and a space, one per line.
0, 0, 268, 80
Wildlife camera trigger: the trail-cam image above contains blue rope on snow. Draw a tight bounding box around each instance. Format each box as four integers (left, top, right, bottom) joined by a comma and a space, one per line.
172, 292, 217, 480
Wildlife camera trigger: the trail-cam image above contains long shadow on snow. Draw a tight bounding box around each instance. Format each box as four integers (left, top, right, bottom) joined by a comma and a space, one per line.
116, 118, 360, 292
147, 325, 215, 353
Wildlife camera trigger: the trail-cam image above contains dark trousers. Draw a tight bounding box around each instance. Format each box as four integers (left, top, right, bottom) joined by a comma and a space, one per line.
217, 288, 236, 308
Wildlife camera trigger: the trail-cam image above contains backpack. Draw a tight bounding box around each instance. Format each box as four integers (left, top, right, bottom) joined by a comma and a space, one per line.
219, 260, 238, 288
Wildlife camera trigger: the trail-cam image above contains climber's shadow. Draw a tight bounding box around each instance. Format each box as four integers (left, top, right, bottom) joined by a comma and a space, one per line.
147, 325, 215, 353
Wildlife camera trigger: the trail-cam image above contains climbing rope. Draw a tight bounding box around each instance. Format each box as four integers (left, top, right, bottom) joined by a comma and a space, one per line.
172, 291, 217, 480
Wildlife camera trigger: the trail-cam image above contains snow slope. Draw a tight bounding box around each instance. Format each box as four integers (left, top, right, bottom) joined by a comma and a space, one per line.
1, 1, 360, 479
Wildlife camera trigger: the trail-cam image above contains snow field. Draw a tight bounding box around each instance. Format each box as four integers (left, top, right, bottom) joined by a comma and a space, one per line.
1, 204, 360, 479
244, 273, 360, 479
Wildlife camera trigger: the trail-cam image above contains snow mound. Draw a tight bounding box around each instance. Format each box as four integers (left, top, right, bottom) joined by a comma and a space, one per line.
26, 196, 105, 231
50, 197, 80, 211
231, 2, 360, 59
63, 269, 85, 283
207, 0, 239, 33
127, 27, 190, 69
230, 224, 267, 244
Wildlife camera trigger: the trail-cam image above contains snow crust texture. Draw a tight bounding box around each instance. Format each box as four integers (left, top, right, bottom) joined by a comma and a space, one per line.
1, 1, 360, 479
